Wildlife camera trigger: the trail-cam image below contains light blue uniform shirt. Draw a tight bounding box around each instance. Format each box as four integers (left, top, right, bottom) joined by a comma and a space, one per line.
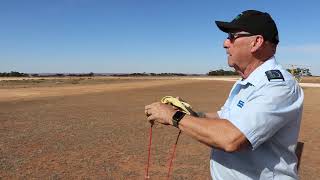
211, 58, 304, 180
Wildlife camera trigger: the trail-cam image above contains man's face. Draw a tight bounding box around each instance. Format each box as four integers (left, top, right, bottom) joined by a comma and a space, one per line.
223, 32, 255, 73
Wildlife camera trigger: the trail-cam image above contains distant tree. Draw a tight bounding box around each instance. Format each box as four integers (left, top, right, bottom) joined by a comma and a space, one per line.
287, 68, 312, 76
0, 71, 29, 77
68, 73, 76, 76
88, 72, 94, 76
55, 73, 65, 77
110, 72, 191, 77
207, 69, 238, 76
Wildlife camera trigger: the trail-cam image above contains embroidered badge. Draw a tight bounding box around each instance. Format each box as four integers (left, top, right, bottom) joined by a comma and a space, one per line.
265, 70, 284, 81
237, 100, 244, 108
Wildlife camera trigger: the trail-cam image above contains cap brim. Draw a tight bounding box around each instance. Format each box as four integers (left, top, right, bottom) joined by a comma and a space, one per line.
215, 21, 242, 33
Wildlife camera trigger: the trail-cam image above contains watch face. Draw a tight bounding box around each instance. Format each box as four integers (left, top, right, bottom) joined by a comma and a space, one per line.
172, 111, 186, 128
173, 111, 185, 120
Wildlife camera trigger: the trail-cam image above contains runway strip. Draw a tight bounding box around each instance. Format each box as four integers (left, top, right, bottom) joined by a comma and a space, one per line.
0, 79, 193, 102
0, 77, 318, 102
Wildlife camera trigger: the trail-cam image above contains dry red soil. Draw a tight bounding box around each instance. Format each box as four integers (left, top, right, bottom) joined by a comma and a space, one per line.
0, 78, 319, 179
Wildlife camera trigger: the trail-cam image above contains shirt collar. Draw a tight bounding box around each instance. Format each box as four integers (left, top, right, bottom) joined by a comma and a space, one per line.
238, 57, 277, 86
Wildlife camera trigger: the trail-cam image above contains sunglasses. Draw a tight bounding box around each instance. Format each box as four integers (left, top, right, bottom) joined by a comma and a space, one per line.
227, 32, 254, 41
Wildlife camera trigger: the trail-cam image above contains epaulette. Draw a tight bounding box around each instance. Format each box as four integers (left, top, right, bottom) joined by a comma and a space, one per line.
265, 70, 285, 81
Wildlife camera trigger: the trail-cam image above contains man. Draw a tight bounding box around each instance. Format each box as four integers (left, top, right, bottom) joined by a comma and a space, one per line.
145, 10, 304, 180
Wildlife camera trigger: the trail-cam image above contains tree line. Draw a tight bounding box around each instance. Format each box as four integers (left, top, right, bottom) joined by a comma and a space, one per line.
111, 72, 193, 77
207, 69, 238, 76
0, 71, 29, 77
0, 70, 237, 77
286, 68, 312, 76
1, 69, 312, 77
0, 72, 95, 77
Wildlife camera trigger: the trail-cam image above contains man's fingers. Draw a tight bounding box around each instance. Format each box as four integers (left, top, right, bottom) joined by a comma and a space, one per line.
145, 104, 152, 116
145, 102, 160, 110
145, 105, 151, 110
145, 102, 156, 109
145, 109, 152, 117
147, 114, 155, 122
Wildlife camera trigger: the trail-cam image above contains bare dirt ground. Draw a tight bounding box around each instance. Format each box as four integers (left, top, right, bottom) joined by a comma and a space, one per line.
0, 77, 319, 179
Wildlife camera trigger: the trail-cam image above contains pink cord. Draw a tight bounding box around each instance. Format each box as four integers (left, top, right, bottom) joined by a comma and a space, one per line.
145, 124, 153, 179
145, 126, 181, 180
166, 130, 181, 180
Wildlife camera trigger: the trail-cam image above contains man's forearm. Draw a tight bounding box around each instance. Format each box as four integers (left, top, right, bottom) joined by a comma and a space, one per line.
196, 112, 219, 119
177, 115, 248, 152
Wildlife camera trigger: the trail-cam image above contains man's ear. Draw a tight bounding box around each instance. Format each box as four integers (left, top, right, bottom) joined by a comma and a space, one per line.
250, 36, 264, 53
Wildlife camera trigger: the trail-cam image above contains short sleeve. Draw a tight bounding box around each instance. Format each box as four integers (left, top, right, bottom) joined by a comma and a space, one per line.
228, 82, 303, 150
217, 82, 239, 118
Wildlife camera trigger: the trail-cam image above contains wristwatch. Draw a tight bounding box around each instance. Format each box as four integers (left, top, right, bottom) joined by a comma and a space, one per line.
172, 111, 186, 128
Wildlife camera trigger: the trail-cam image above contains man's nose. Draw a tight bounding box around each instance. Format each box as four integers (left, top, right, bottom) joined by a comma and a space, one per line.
223, 39, 230, 49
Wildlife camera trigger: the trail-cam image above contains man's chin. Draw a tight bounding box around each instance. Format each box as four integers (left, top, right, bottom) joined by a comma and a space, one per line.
228, 62, 236, 69
227, 58, 235, 67
229, 64, 243, 77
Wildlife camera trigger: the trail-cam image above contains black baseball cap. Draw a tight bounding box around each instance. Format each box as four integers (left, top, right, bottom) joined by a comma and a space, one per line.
215, 10, 279, 44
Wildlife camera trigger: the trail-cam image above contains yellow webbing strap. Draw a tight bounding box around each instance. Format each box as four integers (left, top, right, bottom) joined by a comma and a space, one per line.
160, 96, 191, 115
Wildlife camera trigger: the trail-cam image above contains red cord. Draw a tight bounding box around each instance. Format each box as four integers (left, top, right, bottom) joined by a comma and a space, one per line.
166, 130, 181, 180
145, 125, 181, 180
145, 124, 153, 179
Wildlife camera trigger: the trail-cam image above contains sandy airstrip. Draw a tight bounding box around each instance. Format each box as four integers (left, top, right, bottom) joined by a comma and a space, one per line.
0, 76, 319, 102
0, 76, 319, 179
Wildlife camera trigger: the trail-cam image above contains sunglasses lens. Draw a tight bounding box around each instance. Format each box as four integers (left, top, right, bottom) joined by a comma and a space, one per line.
228, 33, 234, 40
227, 32, 253, 41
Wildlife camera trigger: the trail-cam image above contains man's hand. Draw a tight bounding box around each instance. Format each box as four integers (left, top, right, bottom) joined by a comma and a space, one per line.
145, 102, 176, 125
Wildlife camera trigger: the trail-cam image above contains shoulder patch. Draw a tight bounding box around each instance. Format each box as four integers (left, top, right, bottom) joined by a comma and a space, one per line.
265, 70, 285, 81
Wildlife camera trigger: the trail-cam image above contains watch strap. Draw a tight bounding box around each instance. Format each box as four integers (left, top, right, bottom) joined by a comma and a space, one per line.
172, 111, 186, 128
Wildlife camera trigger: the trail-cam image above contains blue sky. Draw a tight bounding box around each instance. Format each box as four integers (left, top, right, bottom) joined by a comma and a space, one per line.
1, 0, 319, 75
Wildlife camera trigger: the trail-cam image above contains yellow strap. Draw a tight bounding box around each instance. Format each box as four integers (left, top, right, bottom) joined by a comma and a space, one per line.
160, 96, 191, 115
